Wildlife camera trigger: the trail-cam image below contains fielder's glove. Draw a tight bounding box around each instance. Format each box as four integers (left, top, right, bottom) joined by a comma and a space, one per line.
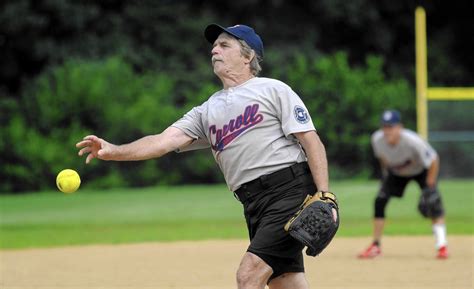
418, 187, 443, 218
284, 191, 339, 257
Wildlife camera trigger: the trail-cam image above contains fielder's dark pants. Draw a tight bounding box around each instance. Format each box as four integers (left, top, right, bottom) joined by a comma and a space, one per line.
374, 170, 444, 218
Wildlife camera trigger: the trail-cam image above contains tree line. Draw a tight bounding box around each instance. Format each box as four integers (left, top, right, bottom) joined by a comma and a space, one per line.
1, 0, 472, 192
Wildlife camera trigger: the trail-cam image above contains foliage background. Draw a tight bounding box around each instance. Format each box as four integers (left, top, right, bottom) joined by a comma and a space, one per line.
1, 0, 473, 192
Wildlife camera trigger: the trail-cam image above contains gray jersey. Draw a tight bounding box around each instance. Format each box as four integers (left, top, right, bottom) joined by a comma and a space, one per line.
371, 128, 437, 177
172, 77, 316, 191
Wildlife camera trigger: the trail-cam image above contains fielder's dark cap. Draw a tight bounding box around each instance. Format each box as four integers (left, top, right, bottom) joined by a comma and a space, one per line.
204, 24, 264, 58
381, 109, 401, 125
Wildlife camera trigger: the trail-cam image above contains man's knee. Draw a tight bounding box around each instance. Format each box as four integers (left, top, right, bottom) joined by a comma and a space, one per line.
237, 252, 273, 289
236, 267, 260, 288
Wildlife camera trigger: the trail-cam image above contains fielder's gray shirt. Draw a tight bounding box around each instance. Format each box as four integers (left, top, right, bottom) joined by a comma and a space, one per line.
172, 77, 316, 191
371, 128, 437, 177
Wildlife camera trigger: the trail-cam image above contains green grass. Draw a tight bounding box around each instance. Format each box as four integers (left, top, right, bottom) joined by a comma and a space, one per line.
0, 180, 472, 249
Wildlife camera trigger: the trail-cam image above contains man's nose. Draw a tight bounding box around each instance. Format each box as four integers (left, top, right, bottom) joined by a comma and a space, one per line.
211, 46, 220, 55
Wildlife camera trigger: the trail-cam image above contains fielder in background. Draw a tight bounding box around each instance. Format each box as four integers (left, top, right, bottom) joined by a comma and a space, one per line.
358, 110, 449, 259
76, 23, 338, 289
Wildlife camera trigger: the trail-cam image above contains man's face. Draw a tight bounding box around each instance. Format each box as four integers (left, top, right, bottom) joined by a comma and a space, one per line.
382, 124, 402, 145
211, 33, 249, 76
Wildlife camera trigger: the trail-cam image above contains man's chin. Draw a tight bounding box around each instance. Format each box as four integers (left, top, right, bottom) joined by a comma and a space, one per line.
385, 137, 399, 146
213, 64, 225, 75
213, 67, 222, 76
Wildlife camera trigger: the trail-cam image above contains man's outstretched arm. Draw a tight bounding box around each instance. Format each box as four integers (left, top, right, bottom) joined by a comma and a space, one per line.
76, 127, 194, 164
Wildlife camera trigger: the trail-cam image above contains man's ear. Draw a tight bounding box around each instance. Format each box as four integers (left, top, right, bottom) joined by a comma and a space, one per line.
245, 50, 256, 64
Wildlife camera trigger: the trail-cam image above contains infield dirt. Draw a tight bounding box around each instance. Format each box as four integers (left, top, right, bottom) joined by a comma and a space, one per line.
1, 236, 472, 289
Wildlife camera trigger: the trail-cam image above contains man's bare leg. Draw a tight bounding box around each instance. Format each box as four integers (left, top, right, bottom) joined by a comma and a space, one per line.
237, 252, 273, 289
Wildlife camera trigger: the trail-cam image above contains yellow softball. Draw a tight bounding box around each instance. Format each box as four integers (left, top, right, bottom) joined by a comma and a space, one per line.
56, 169, 81, 193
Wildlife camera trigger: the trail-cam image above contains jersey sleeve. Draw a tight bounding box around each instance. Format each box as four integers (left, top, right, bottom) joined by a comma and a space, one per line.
371, 130, 383, 158
171, 103, 210, 152
411, 134, 438, 168
274, 84, 316, 137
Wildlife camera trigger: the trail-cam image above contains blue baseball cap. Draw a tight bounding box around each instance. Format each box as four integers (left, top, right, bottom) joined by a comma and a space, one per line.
204, 24, 264, 58
381, 110, 401, 125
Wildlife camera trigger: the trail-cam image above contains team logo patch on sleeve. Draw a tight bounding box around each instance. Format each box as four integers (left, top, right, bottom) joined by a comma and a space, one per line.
294, 106, 309, 124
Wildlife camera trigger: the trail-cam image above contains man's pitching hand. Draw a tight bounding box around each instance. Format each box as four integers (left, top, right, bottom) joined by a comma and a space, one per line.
76, 135, 116, 164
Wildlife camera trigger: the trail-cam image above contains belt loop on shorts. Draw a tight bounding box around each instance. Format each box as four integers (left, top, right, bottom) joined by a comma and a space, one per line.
259, 174, 270, 188
290, 163, 299, 178
233, 191, 240, 202
234, 184, 251, 203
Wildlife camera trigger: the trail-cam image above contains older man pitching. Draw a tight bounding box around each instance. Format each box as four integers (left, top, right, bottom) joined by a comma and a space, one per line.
77, 24, 338, 289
